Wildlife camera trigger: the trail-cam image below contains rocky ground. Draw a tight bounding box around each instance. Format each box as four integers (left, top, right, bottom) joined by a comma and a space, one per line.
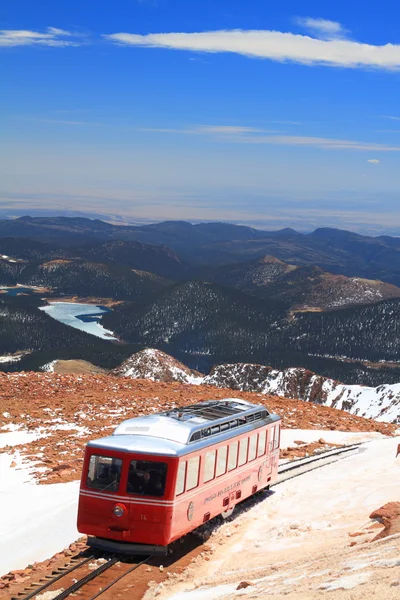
0, 372, 396, 485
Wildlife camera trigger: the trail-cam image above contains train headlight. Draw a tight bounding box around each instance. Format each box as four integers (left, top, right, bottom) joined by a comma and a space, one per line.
113, 503, 126, 517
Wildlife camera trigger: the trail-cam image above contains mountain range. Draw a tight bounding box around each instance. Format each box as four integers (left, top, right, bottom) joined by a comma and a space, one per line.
111, 348, 400, 424
2, 216, 400, 389
3, 217, 400, 285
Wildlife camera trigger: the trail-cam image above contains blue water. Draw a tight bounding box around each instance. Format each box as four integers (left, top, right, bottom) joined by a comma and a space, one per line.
39, 302, 117, 340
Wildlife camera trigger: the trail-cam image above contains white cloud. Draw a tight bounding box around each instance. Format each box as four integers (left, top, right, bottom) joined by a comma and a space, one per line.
142, 124, 400, 152
0, 27, 83, 47
104, 27, 400, 70
296, 17, 348, 40
367, 159, 380, 163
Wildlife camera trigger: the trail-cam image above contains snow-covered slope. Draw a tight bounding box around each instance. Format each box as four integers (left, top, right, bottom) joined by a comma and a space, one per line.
204, 364, 400, 423
115, 350, 400, 423
113, 348, 203, 384
153, 436, 400, 600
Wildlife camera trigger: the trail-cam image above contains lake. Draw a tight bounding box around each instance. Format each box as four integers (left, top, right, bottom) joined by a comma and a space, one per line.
39, 302, 117, 340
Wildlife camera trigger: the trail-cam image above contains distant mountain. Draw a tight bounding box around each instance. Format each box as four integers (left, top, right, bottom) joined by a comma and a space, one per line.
102, 286, 400, 385
81, 240, 188, 280
3, 217, 400, 286
203, 256, 400, 310
202, 255, 295, 292
18, 260, 171, 302
103, 280, 285, 354
0, 237, 68, 262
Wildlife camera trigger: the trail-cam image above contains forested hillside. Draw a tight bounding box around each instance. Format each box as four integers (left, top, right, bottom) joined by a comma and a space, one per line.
17, 260, 171, 301
0, 300, 106, 355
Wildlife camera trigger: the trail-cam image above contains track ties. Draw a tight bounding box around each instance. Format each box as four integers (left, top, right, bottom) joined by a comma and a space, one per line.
88, 556, 151, 600
50, 557, 119, 600
10, 555, 95, 600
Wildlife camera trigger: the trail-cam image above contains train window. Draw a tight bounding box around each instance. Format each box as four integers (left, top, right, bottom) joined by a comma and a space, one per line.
204, 450, 216, 483
216, 446, 227, 477
175, 461, 186, 496
228, 441, 238, 471
86, 455, 122, 493
248, 434, 257, 461
127, 460, 168, 497
238, 438, 248, 466
186, 456, 200, 491
274, 424, 280, 449
257, 430, 267, 457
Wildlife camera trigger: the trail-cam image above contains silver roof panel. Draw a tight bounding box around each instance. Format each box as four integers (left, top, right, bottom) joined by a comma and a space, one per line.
87, 398, 281, 458
112, 398, 279, 445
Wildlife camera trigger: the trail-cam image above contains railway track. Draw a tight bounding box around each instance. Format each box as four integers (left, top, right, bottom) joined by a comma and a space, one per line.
275, 442, 362, 485
11, 554, 151, 600
11, 443, 363, 600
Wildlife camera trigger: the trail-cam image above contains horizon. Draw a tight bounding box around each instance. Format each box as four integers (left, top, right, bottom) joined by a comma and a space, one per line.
1, 212, 399, 239
2, 1, 400, 235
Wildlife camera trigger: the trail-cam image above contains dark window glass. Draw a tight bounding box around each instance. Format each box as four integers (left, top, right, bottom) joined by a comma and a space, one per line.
127, 460, 168, 497
86, 455, 122, 493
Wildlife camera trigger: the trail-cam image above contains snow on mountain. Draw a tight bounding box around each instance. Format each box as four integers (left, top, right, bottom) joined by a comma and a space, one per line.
204, 363, 400, 423
113, 348, 204, 384
114, 350, 400, 424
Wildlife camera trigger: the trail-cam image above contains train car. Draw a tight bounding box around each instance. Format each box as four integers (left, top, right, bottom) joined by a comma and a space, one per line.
77, 398, 281, 555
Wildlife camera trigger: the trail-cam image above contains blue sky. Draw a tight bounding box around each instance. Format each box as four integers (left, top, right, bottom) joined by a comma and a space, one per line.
2, 0, 400, 233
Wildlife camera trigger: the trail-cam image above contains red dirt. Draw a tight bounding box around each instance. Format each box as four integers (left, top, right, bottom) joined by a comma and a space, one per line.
0, 372, 395, 484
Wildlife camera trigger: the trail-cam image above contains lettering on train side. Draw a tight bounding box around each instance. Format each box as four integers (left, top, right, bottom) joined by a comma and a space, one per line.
204, 475, 251, 504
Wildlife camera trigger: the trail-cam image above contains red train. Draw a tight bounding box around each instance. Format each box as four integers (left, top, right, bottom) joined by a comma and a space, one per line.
77, 398, 281, 555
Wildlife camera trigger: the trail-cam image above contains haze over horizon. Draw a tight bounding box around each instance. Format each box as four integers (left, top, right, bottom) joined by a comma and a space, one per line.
2, 0, 400, 235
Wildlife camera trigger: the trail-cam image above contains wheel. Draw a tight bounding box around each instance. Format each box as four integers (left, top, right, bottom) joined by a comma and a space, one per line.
221, 506, 234, 519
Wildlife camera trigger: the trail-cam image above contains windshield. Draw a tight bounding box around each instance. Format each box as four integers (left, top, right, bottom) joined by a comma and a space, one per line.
86, 454, 122, 493
127, 460, 167, 497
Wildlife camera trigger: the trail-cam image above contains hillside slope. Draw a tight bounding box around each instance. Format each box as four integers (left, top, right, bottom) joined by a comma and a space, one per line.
114, 349, 400, 423
204, 257, 400, 310
18, 260, 171, 301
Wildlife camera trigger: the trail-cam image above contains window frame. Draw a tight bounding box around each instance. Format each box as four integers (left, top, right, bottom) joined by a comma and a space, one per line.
238, 437, 249, 467
86, 454, 123, 493
248, 434, 258, 462
175, 460, 186, 496
228, 440, 239, 471
186, 455, 200, 491
216, 445, 228, 477
257, 430, 267, 457
203, 449, 216, 483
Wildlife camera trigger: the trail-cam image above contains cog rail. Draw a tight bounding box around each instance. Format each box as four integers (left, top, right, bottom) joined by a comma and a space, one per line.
12, 555, 151, 600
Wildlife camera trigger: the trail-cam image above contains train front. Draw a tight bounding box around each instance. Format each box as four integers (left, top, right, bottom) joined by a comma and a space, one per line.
77, 432, 177, 556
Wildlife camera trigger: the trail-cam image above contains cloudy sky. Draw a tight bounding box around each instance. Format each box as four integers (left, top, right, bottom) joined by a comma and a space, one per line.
2, 0, 400, 233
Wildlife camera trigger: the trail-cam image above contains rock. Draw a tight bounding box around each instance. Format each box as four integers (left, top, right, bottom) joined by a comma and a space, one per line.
236, 581, 253, 590
369, 502, 400, 541
318, 438, 326, 444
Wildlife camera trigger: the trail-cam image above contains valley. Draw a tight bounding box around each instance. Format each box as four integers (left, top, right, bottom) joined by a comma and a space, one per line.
2, 217, 400, 389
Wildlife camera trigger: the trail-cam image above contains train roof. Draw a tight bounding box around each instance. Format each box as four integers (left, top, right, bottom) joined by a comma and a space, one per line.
87, 398, 281, 457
